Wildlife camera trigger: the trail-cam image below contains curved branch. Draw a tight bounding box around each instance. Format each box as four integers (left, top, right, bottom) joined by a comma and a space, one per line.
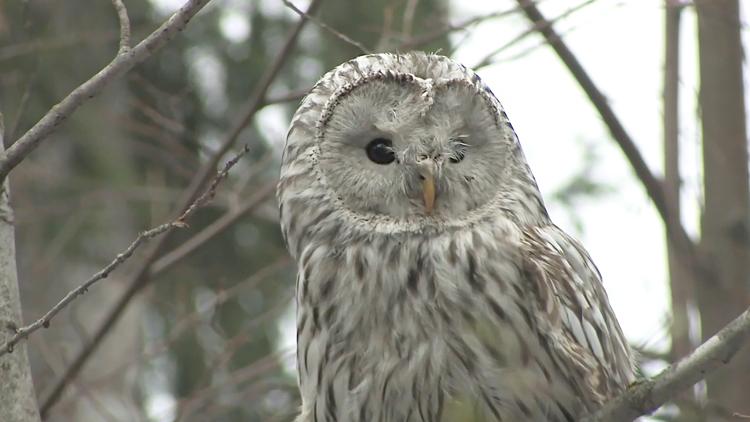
0, 0, 212, 182
584, 305, 750, 421
110, 0, 131, 53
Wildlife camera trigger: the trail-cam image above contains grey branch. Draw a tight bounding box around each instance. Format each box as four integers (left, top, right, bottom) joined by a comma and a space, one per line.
111, 0, 131, 53
583, 305, 750, 421
0, 146, 249, 358
0, 0, 212, 182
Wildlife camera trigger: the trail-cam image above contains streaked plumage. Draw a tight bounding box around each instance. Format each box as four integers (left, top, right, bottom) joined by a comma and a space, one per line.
277, 52, 635, 421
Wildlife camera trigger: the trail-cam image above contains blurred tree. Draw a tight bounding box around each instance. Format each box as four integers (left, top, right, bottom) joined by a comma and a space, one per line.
1, 0, 449, 420
694, 0, 749, 418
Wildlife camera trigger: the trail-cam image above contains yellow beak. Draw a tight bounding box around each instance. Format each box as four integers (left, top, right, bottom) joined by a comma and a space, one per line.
422, 175, 436, 214
417, 159, 437, 214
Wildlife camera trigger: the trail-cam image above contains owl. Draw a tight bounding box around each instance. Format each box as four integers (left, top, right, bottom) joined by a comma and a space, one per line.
277, 52, 635, 421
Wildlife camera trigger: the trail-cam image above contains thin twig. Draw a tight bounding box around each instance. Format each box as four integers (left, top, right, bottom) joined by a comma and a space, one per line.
259, 7, 529, 108
39, 1, 322, 417
401, 0, 420, 39
473, 0, 597, 70
110, 0, 131, 53
0, 146, 249, 358
7, 70, 36, 146
631, 344, 670, 363
0, 0, 212, 182
0, 31, 119, 62
149, 182, 276, 276
398, 6, 521, 50
583, 305, 750, 421
262, 88, 309, 106
485, 25, 577, 65
282, 0, 370, 54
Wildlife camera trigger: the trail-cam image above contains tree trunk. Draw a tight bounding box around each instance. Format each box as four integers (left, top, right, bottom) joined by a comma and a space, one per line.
0, 114, 41, 421
663, 1, 693, 364
695, 0, 750, 417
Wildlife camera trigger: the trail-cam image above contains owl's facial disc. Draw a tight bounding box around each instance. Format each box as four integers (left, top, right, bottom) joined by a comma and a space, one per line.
316, 71, 512, 220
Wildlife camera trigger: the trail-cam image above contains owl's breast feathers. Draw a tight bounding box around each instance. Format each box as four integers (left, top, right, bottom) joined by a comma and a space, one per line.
291, 210, 635, 421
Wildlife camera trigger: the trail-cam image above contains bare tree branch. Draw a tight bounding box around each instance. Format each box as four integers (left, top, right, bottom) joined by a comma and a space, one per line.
149, 182, 276, 277
398, 6, 521, 50
514, 0, 750, 418
263, 88, 309, 106
283, 0, 370, 54
259, 8, 530, 108
0, 0, 212, 182
583, 305, 750, 421
39, 1, 322, 416
473, 0, 597, 70
0, 146, 249, 358
110, 0, 131, 53
513, 0, 703, 278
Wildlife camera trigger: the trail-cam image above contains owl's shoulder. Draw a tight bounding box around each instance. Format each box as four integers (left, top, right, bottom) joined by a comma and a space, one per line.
519, 224, 636, 405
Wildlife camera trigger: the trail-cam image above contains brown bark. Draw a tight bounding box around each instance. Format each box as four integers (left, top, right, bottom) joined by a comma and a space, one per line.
0, 115, 41, 422
695, 0, 750, 416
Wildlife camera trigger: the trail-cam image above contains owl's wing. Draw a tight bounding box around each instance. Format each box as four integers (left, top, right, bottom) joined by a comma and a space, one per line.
521, 224, 635, 405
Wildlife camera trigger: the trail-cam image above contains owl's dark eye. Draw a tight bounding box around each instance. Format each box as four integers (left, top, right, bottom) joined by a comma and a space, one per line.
450, 141, 468, 163
365, 138, 396, 164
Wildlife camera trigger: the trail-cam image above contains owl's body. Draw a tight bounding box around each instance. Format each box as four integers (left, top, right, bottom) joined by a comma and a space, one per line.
278, 52, 635, 421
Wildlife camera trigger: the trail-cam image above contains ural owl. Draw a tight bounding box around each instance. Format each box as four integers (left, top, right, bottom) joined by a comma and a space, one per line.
277, 52, 634, 421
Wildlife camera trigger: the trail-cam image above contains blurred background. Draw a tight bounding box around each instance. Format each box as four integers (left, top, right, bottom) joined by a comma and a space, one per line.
1, 0, 748, 420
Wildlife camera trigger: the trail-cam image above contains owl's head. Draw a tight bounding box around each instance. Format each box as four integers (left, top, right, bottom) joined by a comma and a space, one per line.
281, 53, 546, 230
